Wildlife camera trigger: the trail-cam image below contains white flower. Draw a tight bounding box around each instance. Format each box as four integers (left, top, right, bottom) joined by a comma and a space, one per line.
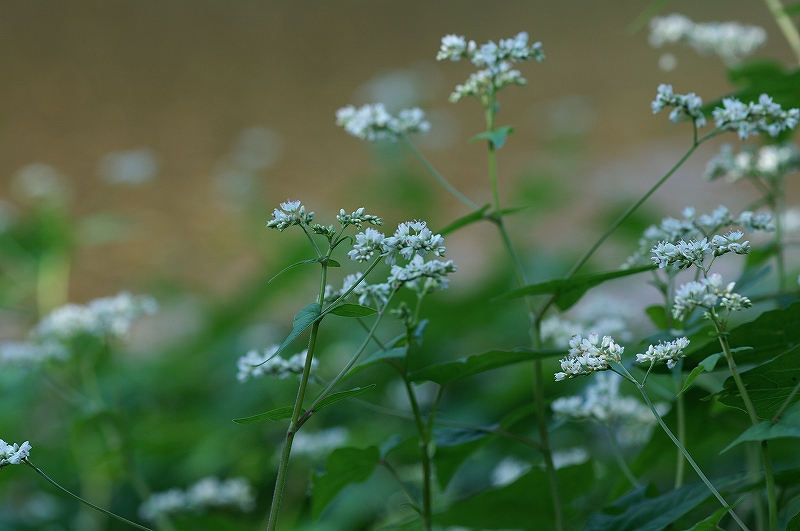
139, 477, 255, 522
651, 238, 710, 269
326, 272, 392, 309
651, 84, 706, 127
554, 333, 623, 380
672, 274, 751, 321
291, 427, 349, 457
710, 230, 749, 256
0, 439, 31, 468
491, 456, 532, 486
267, 199, 314, 231
635, 337, 690, 369
236, 346, 316, 382
347, 227, 386, 262
34, 292, 157, 343
0, 340, 69, 367
335, 207, 382, 229
712, 95, 800, 139
387, 254, 457, 293
336, 103, 429, 142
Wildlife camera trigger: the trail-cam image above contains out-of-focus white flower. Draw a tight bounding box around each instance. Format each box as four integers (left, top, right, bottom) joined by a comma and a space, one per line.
551, 447, 590, 470
0, 340, 69, 367
291, 427, 349, 457
138, 477, 255, 522
649, 14, 766, 65
0, 439, 31, 468
635, 337, 690, 369
98, 147, 159, 185
554, 333, 623, 381
236, 345, 316, 382
704, 143, 800, 183
490, 456, 532, 486
34, 292, 157, 343
336, 103, 430, 142
325, 273, 392, 309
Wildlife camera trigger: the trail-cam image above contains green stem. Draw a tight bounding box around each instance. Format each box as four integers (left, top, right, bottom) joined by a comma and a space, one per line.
401, 135, 479, 210
602, 424, 640, 488
636, 390, 751, 531
404, 378, 433, 531
763, 0, 800, 65
24, 460, 154, 531
673, 361, 686, 489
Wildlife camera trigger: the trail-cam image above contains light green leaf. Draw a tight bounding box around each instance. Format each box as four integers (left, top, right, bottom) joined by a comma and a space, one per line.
470, 126, 514, 148
680, 354, 722, 394
276, 302, 321, 356
494, 265, 656, 311
232, 406, 295, 424
408, 348, 563, 386
438, 204, 491, 235
312, 385, 376, 412
269, 258, 328, 283
327, 303, 377, 318
717, 345, 800, 418
311, 446, 380, 519
721, 401, 800, 453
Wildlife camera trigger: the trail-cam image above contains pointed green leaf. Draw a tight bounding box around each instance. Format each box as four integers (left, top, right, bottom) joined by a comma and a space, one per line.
645, 305, 668, 329
269, 258, 329, 283
347, 347, 407, 378
438, 204, 491, 235
581, 482, 712, 531
470, 126, 514, 148
433, 428, 493, 490
721, 401, 800, 453
328, 303, 377, 318
717, 345, 800, 418
232, 406, 296, 424
680, 354, 722, 394
312, 385, 376, 412
408, 348, 563, 386
680, 498, 743, 531
276, 302, 321, 356
494, 265, 656, 311
311, 446, 380, 518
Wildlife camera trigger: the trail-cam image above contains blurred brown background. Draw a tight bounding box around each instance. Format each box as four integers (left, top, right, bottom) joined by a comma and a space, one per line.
1, 0, 794, 302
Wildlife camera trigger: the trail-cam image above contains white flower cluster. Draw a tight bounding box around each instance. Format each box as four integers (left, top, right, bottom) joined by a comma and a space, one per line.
625, 206, 773, 268
236, 345, 316, 383
651, 84, 706, 126
649, 14, 766, 65
635, 337, 690, 369
291, 427, 349, 457
138, 477, 255, 522
34, 292, 157, 343
704, 143, 800, 183
713, 94, 800, 140
436, 32, 545, 103
325, 272, 392, 309
554, 333, 624, 381
335, 104, 430, 142
266, 199, 314, 231
551, 372, 665, 445
0, 340, 68, 368
387, 253, 457, 293
540, 314, 631, 348
335, 207, 382, 229
348, 220, 446, 265
0, 439, 31, 469
672, 273, 751, 321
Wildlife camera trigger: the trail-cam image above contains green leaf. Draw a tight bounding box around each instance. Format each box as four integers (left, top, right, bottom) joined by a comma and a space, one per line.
276, 302, 321, 356
470, 126, 514, 148
680, 499, 743, 531
232, 406, 295, 424
690, 301, 800, 366
433, 428, 493, 490
581, 482, 711, 531
786, 2, 800, 15
438, 204, 491, 235
645, 305, 668, 330
494, 265, 656, 311
680, 354, 722, 394
327, 303, 377, 318
408, 348, 563, 386
269, 258, 329, 283
726, 60, 787, 89
312, 385, 376, 412
721, 401, 800, 453
716, 345, 800, 418
311, 446, 380, 519
346, 347, 407, 378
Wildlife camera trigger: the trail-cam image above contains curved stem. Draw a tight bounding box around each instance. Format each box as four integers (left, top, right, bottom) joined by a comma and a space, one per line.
602, 424, 640, 488
401, 135, 479, 210
25, 460, 154, 531
763, 0, 800, 65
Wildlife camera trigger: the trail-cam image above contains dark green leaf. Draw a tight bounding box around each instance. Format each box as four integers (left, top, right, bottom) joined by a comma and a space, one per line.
494, 265, 656, 311
690, 301, 800, 366
680, 354, 722, 394
408, 348, 563, 385
582, 482, 711, 531
679, 498, 742, 531
433, 427, 493, 490
311, 446, 380, 519
645, 305, 668, 330
312, 385, 376, 412
721, 401, 800, 452
346, 347, 407, 378
327, 303, 377, 318
470, 126, 514, 148
785, 2, 800, 15
232, 406, 295, 424
276, 302, 321, 356
716, 345, 800, 418
438, 204, 491, 235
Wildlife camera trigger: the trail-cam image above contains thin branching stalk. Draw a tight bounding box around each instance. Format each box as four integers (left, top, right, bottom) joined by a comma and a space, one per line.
602, 424, 641, 488
763, 0, 800, 65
